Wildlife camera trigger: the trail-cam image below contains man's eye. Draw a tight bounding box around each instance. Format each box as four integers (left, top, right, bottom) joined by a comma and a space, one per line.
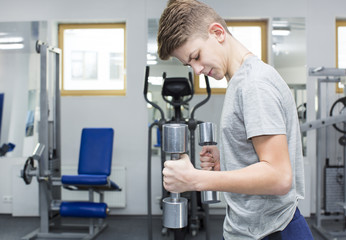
194, 55, 199, 60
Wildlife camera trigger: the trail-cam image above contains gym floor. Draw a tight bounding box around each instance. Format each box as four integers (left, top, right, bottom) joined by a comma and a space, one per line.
0, 214, 344, 240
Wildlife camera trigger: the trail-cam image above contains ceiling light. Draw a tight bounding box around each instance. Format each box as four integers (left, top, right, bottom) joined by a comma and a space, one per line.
0, 43, 24, 50
0, 37, 24, 43
272, 27, 291, 36
272, 21, 289, 28
147, 60, 158, 65
147, 53, 157, 60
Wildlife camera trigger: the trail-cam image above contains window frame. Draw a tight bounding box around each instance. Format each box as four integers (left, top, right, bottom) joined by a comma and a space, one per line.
58, 23, 126, 96
194, 20, 268, 95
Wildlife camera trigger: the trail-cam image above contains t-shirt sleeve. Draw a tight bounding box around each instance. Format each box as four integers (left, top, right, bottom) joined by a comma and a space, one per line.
241, 80, 286, 139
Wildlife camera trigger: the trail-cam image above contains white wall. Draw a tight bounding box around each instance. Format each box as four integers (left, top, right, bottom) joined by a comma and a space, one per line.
0, 0, 346, 216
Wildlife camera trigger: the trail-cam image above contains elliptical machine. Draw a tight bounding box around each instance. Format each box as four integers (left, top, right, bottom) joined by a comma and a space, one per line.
144, 66, 212, 239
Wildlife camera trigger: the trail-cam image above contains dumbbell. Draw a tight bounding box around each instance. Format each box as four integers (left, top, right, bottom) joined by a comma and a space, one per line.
162, 123, 188, 229
198, 122, 220, 204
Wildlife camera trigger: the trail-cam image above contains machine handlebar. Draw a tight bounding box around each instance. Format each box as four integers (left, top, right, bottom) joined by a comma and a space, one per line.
143, 66, 165, 120
143, 66, 150, 96
144, 66, 212, 121
190, 75, 211, 119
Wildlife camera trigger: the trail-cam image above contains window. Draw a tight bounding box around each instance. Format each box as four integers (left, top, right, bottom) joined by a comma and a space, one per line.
336, 20, 346, 93
59, 23, 126, 96
195, 20, 268, 94
337, 20, 346, 68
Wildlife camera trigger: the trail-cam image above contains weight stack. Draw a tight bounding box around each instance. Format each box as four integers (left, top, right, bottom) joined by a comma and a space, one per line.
324, 159, 344, 214
50, 158, 61, 200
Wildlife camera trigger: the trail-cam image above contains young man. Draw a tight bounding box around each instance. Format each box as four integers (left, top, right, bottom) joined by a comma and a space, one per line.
158, 0, 314, 239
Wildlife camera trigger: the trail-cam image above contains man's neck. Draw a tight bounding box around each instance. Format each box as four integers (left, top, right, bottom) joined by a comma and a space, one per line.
225, 36, 252, 81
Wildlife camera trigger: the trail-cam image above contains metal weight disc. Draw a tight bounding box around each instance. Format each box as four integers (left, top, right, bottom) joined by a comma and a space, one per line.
198, 122, 217, 146
330, 96, 346, 134
162, 124, 188, 154
162, 196, 188, 229
22, 157, 34, 185
339, 136, 346, 146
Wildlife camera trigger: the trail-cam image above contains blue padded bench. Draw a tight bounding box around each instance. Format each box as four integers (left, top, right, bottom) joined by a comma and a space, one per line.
60, 128, 121, 219
61, 174, 121, 191
60, 202, 108, 218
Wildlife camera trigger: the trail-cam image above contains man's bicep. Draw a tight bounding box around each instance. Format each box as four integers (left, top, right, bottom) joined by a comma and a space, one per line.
251, 134, 291, 171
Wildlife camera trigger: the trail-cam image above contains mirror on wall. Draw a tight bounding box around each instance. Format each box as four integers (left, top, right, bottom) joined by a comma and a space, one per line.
272, 17, 306, 82
146, 17, 307, 154
146, 19, 190, 124
271, 17, 307, 115
0, 21, 46, 156
271, 17, 307, 155
272, 17, 306, 106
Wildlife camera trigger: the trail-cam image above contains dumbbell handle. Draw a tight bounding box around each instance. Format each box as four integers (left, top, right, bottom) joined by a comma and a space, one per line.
171, 153, 180, 160
170, 153, 181, 200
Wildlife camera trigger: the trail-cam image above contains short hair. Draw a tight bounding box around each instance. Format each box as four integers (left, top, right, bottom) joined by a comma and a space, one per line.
157, 0, 230, 60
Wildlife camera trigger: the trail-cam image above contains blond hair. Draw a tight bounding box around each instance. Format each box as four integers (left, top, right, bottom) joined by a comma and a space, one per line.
157, 0, 229, 60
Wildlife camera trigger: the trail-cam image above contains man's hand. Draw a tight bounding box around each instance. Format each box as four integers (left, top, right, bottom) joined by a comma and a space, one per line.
200, 145, 220, 171
162, 154, 197, 193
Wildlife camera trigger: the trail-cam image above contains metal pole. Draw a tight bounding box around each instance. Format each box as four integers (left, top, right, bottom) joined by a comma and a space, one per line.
38, 44, 50, 234
147, 121, 158, 240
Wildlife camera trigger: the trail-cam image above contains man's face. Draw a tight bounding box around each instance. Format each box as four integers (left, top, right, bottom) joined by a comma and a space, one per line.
171, 34, 227, 80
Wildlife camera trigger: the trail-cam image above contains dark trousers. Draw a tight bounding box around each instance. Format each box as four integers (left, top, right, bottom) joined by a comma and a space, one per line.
223, 208, 314, 240
262, 208, 314, 240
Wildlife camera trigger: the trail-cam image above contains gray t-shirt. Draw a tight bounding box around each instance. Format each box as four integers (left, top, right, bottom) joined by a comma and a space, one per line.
220, 56, 305, 239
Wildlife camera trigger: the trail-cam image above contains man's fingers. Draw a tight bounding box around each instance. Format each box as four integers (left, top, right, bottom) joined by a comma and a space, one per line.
200, 146, 212, 156
200, 154, 213, 162
200, 162, 215, 171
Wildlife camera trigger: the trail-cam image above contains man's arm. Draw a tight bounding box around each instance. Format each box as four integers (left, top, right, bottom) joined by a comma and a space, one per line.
163, 134, 292, 195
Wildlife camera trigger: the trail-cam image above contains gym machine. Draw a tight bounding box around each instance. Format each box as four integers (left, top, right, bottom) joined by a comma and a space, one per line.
144, 66, 218, 240
302, 67, 346, 239
20, 41, 118, 240
21, 40, 63, 239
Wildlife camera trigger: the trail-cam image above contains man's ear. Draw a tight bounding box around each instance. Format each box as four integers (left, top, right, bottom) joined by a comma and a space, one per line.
208, 23, 226, 42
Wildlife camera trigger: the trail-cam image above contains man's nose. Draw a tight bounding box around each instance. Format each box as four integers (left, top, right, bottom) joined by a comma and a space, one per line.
191, 63, 204, 75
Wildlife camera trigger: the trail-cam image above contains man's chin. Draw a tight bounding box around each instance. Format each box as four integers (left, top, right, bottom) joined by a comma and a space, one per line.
212, 75, 224, 80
